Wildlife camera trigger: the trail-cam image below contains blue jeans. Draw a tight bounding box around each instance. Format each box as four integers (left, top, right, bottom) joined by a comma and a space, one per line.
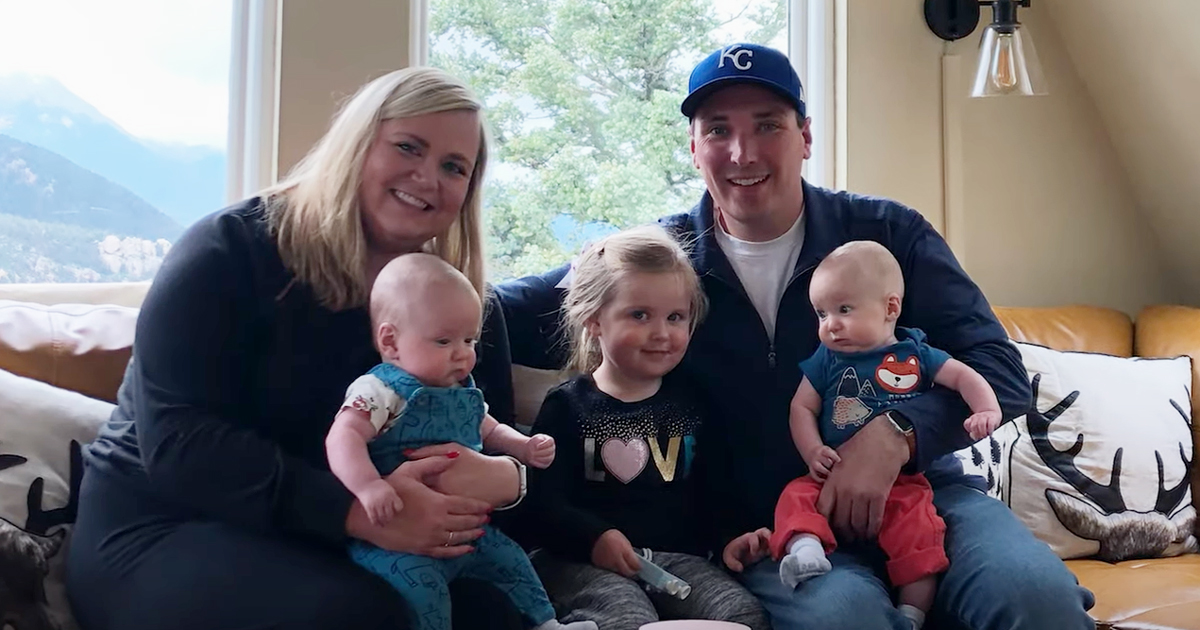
740, 483, 1096, 630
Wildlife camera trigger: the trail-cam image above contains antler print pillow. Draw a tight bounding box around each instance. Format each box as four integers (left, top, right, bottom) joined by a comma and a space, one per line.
1002, 342, 1196, 562
0, 367, 114, 630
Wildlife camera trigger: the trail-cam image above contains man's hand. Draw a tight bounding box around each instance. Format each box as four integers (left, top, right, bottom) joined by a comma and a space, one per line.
591, 529, 641, 577
817, 416, 909, 541
964, 410, 1002, 441
524, 434, 556, 469
721, 527, 772, 573
358, 478, 404, 526
804, 445, 841, 482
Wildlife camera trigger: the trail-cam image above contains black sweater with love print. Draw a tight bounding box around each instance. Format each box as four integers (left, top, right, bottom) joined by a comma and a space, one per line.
524, 372, 718, 562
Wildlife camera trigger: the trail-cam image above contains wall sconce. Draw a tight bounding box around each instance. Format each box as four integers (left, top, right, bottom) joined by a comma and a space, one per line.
924, 0, 1048, 97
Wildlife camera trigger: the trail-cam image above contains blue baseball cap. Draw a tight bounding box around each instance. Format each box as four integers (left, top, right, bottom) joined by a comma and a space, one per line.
681, 43, 806, 119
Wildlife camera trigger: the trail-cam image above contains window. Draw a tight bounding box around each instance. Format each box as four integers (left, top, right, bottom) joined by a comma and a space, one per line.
0, 0, 232, 283
427, 0, 827, 280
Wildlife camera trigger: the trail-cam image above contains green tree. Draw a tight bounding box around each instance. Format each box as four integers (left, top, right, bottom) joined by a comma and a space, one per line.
431, 0, 785, 279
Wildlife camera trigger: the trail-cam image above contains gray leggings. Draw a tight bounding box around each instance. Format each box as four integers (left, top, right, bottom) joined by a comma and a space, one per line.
531, 551, 770, 630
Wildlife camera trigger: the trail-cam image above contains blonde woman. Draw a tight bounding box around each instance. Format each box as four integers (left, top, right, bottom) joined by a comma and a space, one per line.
67, 68, 526, 630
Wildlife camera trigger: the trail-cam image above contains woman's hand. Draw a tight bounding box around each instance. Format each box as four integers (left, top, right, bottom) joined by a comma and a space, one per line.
403, 443, 521, 508
591, 529, 641, 578
345, 456, 491, 559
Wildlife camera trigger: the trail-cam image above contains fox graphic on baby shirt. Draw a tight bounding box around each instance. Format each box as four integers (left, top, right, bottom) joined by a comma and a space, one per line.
876, 353, 921, 394
802, 327, 952, 448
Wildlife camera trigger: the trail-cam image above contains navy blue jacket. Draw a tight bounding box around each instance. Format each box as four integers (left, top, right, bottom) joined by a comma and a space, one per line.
492, 181, 1031, 549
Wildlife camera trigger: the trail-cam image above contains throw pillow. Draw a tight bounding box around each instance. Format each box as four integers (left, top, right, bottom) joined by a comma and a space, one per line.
1002, 342, 1196, 561
0, 367, 114, 630
953, 422, 1018, 501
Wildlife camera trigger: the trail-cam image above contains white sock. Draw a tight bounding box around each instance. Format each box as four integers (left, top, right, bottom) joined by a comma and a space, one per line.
898, 604, 926, 630
533, 620, 598, 630
779, 534, 831, 589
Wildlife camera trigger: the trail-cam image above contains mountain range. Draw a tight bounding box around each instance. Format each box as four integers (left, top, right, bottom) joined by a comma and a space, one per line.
0, 74, 225, 282
0, 134, 181, 239
0, 73, 226, 227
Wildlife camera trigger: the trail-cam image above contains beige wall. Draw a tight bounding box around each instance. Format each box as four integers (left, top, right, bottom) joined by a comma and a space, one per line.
842, 0, 946, 234
275, 0, 412, 178
1045, 0, 1200, 305
268, 0, 1184, 314
843, 0, 1178, 314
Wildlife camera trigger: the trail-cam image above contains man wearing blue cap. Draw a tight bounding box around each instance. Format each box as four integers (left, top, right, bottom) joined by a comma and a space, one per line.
493, 43, 1095, 629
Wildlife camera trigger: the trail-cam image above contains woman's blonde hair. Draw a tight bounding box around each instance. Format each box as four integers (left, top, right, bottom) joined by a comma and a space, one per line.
262, 66, 489, 310
563, 225, 707, 374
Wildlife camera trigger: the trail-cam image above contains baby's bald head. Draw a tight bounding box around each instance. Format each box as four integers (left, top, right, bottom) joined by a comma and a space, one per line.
371, 252, 480, 330
812, 240, 904, 302
370, 253, 483, 385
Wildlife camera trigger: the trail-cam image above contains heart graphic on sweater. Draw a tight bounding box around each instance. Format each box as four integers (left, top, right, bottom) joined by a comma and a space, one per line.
600, 437, 649, 484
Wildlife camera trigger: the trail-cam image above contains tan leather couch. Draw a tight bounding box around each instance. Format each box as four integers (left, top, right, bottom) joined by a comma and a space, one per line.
1, 282, 1197, 630
994, 305, 1200, 630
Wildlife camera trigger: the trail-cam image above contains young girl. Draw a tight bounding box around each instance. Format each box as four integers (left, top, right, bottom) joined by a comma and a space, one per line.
525, 225, 770, 630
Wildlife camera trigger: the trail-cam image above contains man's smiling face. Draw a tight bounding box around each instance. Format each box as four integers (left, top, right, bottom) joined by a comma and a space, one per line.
689, 83, 812, 240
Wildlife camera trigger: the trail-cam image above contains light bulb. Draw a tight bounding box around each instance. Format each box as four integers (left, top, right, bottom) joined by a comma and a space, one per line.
990, 33, 1019, 93
968, 4, 1048, 97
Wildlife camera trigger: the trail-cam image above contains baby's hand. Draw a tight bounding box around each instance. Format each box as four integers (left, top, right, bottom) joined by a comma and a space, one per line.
359, 479, 404, 526
524, 434, 556, 469
805, 445, 841, 482
964, 410, 1002, 441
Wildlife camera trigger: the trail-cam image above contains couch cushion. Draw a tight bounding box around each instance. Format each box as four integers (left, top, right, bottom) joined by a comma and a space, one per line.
0, 366, 114, 630
994, 305, 1133, 357
511, 364, 572, 432
1069, 555, 1200, 630
1003, 342, 1195, 561
0, 301, 138, 403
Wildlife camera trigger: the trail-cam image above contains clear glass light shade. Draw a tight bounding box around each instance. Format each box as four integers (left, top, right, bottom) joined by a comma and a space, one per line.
970, 24, 1048, 97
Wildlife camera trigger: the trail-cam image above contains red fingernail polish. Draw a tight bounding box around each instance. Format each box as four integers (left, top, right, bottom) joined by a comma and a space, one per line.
446, 451, 459, 459
403, 449, 415, 456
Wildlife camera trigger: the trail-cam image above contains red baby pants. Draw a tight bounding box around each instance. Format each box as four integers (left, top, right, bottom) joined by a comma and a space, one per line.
769, 473, 949, 587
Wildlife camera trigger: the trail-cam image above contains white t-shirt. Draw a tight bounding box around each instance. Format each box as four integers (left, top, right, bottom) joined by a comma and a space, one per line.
714, 208, 806, 341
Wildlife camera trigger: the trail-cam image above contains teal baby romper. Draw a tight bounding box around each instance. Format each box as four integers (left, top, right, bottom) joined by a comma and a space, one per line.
347, 363, 556, 630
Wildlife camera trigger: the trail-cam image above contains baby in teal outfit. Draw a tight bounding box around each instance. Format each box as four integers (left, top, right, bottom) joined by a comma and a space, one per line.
325, 252, 594, 630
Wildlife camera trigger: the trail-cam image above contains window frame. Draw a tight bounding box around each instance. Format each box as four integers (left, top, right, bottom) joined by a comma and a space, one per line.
226, 0, 280, 203
791, 0, 838, 189
411, 0, 837, 189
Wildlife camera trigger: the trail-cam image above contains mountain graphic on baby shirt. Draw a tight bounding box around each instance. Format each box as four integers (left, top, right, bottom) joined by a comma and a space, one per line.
832, 367, 874, 428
